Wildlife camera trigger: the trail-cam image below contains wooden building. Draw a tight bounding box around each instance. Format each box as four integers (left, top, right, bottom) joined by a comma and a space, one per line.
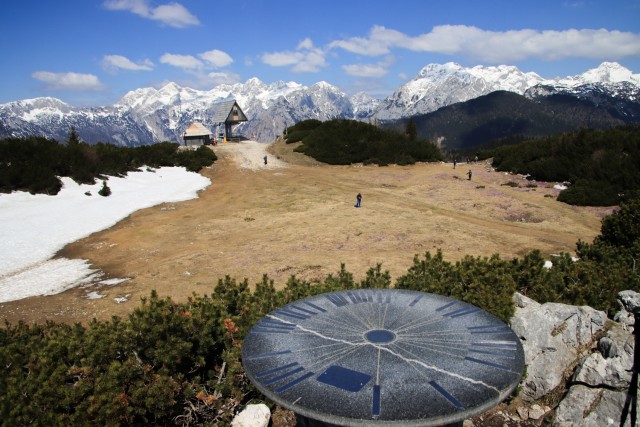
183, 122, 213, 146
211, 99, 248, 141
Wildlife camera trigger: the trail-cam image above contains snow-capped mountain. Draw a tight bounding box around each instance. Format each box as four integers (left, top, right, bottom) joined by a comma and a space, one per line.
373, 63, 547, 120
0, 62, 638, 145
373, 62, 640, 121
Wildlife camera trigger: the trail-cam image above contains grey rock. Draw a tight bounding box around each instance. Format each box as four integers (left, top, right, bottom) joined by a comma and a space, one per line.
528, 404, 547, 420
230, 403, 270, 427
553, 385, 633, 426
617, 290, 640, 313
598, 336, 619, 358
614, 290, 640, 331
573, 322, 634, 390
510, 293, 607, 401
516, 406, 529, 420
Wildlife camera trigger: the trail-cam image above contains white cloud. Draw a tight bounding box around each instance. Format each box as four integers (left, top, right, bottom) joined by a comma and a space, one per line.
328, 26, 400, 56
342, 55, 394, 78
160, 53, 204, 69
32, 71, 105, 91
262, 39, 327, 73
329, 24, 640, 63
203, 71, 241, 86
102, 54, 154, 72
342, 63, 388, 78
262, 51, 302, 67
199, 49, 234, 68
292, 50, 327, 73
297, 38, 314, 50
103, 0, 200, 28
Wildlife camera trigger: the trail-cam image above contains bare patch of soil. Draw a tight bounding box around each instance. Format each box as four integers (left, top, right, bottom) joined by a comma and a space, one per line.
0, 140, 612, 324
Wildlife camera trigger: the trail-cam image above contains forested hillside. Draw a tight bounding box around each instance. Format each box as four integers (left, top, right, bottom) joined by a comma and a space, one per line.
386, 91, 640, 152
485, 125, 640, 206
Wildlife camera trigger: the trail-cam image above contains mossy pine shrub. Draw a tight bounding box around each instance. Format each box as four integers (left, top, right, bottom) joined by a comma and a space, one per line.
0, 137, 64, 194
294, 119, 442, 165
489, 125, 640, 206
0, 281, 281, 426
509, 196, 640, 317
98, 180, 111, 196
395, 250, 516, 322
284, 119, 322, 143
596, 196, 640, 251
176, 145, 218, 172
0, 137, 217, 195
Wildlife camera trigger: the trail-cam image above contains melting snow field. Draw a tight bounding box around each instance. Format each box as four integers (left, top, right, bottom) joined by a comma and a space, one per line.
0, 167, 211, 303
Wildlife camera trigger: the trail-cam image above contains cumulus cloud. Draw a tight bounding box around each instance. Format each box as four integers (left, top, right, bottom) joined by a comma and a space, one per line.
297, 38, 314, 50
160, 53, 204, 69
103, 0, 200, 28
203, 71, 241, 86
329, 24, 640, 63
261, 39, 327, 73
102, 54, 154, 72
342, 63, 388, 78
199, 49, 234, 68
261, 51, 301, 67
342, 55, 394, 78
32, 71, 105, 91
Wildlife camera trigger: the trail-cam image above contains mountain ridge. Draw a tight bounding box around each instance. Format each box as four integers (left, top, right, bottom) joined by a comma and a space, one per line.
0, 62, 638, 145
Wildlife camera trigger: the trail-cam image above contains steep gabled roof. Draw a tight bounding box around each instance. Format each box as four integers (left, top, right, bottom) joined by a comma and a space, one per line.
183, 122, 212, 137
211, 99, 248, 124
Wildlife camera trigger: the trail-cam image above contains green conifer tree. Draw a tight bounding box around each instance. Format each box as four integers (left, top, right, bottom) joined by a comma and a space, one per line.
98, 180, 111, 197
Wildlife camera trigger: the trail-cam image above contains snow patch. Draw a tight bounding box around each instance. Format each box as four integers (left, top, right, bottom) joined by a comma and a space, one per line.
0, 167, 210, 303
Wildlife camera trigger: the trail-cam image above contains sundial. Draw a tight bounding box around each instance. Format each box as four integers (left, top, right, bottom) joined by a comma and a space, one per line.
242, 289, 524, 426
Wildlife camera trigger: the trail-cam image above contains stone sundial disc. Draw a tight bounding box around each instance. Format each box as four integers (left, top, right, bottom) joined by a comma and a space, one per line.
242, 289, 525, 426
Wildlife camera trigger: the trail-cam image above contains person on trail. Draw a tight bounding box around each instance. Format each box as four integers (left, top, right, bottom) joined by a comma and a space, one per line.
355, 193, 362, 208
467, 169, 472, 180
453, 159, 457, 169
264, 155, 268, 165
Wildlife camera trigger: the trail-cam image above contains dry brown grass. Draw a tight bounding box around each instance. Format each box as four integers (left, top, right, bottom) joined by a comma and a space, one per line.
0, 140, 613, 324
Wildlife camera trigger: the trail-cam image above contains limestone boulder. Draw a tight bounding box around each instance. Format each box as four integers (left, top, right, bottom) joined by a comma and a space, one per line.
510, 293, 607, 401
553, 385, 630, 426
614, 290, 640, 331
230, 403, 271, 427
573, 321, 634, 389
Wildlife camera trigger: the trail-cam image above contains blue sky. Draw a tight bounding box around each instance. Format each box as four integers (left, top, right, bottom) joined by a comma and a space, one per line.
1, 0, 639, 106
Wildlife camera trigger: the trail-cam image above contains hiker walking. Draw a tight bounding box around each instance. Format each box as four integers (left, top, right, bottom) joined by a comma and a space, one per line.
263, 155, 268, 165
453, 159, 457, 169
355, 193, 362, 208
467, 169, 472, 180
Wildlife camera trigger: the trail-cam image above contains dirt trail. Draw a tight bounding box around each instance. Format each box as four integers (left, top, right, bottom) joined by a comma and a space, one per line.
0, 140, 612, 324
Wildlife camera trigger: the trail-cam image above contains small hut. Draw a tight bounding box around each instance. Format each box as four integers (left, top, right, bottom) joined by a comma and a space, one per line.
211, 99, 248, 142
183, 122, 213, 146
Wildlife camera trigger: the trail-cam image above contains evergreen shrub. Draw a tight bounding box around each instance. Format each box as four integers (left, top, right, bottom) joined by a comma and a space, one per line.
292, 119, 442, 165
98, 180, 111, 197
0, 136, 217, 195
284, 119, 322, 144
488, 125, 640, 206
